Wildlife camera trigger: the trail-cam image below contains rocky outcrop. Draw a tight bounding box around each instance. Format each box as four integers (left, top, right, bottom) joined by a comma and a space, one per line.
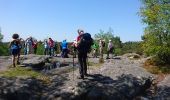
0, 77, 45, 100
0, 55, 160, 100
20, 55, 49, 70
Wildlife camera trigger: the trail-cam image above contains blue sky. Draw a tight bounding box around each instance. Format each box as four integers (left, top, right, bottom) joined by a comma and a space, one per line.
0, 0, 144, 42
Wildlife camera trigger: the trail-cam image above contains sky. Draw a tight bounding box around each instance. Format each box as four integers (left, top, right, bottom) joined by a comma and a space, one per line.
0, 0, 145, 42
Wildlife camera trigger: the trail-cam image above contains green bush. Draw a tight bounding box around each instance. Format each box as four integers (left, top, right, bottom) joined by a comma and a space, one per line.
0, 42, 9, 56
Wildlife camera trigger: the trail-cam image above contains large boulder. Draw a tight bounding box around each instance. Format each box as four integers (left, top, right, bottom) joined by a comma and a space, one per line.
21, 55, 49, 70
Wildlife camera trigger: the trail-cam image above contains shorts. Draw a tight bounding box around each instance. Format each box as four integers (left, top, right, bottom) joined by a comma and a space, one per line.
11, 49, 19, 56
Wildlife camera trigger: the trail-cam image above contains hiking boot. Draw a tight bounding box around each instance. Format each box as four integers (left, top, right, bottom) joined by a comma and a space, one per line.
84, 73, 89, 76
106, 57, 110, 59
17, 61, 20, 65
77, 75, 84, 79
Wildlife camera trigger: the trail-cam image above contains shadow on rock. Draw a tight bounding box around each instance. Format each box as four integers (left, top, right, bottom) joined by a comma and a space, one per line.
73, 74, 152, 100
154, 85, 170, 100
0, 74, 70, 100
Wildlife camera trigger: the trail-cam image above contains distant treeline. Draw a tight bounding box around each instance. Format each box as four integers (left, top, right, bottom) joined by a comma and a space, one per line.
0, 41, 143, 56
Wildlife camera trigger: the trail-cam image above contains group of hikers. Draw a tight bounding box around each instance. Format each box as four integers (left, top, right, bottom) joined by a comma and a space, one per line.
9, 29, 114, 79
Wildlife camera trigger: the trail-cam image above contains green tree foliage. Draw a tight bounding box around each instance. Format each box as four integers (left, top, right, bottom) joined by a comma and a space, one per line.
122, 41, 143, 55
140, 0, 170, 64
0, 33, 3, 42
0, 42, 9, 56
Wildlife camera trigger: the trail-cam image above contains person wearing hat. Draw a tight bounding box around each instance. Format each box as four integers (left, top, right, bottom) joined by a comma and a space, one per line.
106, 39, 114, 59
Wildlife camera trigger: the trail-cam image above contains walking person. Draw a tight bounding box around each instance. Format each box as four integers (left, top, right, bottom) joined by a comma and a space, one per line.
9, 33, 21, 67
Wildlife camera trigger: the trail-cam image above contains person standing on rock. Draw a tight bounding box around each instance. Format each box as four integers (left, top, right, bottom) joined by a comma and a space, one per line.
71, 39, 77, 58
99, 39, 105, 62
61, 39, 68, 58
9, 33, 21, 67
43, 39, 49, 55
48, 38, 55, 56
32, 40, 38, 54
106, 40, 114, 59
75, 29, 93, 79
25, 36, 33, 54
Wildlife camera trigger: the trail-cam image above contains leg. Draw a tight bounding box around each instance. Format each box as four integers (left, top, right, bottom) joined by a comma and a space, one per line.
83, 53, 87, 75
49, 47, 52, 56
12, 55, 16, 67
78, 53, 84, 78
17, 49, 20, 64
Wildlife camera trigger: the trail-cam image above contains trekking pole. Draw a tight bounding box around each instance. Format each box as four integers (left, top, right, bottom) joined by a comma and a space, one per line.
72, 49, 75, 81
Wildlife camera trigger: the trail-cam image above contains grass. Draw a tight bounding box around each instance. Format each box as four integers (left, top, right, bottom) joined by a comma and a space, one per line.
0, 66, 51, 84
143, 59, 170, 74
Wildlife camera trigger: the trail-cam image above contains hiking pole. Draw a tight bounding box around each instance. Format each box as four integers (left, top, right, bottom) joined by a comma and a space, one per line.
72, 49, 75, 81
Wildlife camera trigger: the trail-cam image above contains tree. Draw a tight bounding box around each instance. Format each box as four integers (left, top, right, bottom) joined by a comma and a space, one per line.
0, 27, 3, 42
140, 0, 170, 64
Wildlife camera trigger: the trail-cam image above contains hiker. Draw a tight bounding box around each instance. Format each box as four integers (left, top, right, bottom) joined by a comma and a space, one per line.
106, 40, 114, 59
75, 29, 93, 79
43, 39, 49, 55
48, 38, 54, 56
53, 41, 58, 56
18, 38, 24, 61
92, 43, 98, 58
9, 33, 21, 67
99, 39, 105, 59
25, 37, 33, 54
32, 40, 38, 54
71, 39, 77, 58
61, 39, 68, 58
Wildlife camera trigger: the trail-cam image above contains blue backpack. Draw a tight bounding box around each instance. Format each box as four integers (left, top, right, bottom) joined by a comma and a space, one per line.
11, 41, 19, 50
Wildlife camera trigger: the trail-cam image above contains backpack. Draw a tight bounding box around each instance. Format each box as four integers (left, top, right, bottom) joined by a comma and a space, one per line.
77, 33, 93, 53
11, 40, 19, 50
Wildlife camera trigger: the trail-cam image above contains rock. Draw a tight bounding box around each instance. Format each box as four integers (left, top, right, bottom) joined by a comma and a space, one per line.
154, 75, 170, 100
21, 55, 49, 70
123, 53, 141, 59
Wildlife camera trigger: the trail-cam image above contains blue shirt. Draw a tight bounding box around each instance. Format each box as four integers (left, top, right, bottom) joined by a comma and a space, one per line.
61, 41, 67, 49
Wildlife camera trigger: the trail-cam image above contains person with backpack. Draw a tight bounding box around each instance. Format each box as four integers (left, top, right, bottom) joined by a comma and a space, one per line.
106, 40, 114, 59
61, 39, 68, 58
48, 38, 54, 56
9, 33, 21, 67
75, 29, 93, 79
